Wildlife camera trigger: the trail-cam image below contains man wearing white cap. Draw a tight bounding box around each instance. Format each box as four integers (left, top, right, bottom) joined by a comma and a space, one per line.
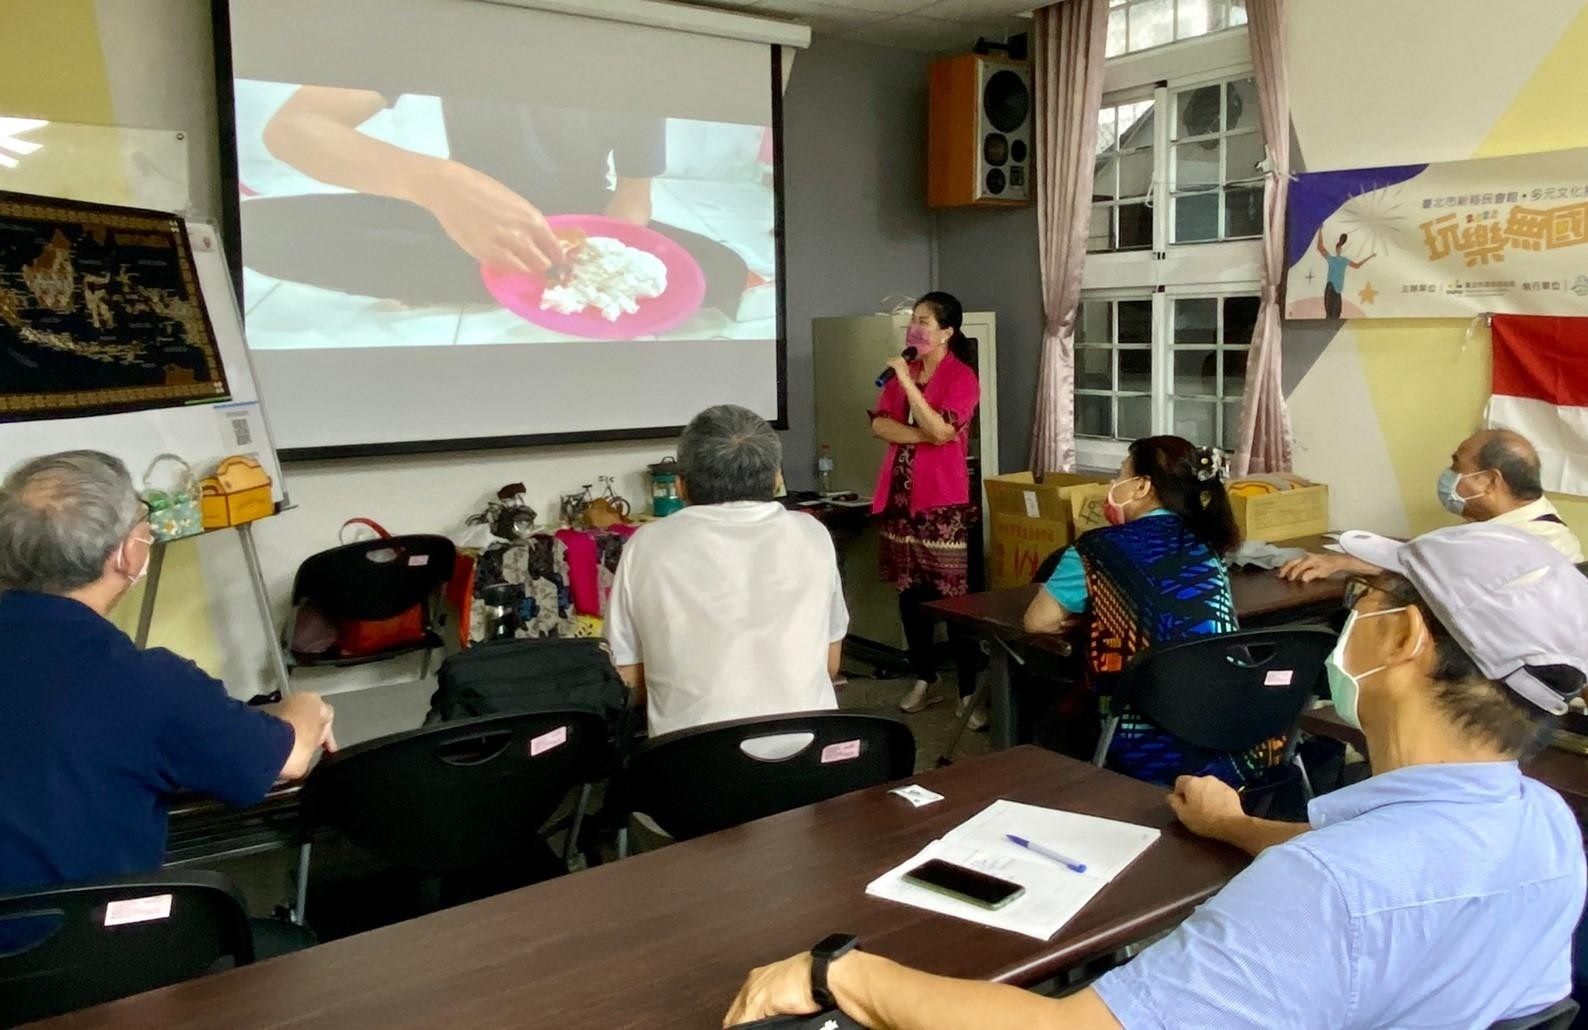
725, 523, 1588, 1029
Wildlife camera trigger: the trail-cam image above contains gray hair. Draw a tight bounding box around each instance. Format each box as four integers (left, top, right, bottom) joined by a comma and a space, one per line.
677, 405, 782, 506
0, 451, 143, 594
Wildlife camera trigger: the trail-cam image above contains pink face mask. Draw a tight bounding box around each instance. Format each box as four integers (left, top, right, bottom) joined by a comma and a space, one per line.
906, 325, 940, 353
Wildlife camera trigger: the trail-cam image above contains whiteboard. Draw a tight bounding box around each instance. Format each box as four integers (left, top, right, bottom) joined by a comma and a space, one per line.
0, 220, 287, 505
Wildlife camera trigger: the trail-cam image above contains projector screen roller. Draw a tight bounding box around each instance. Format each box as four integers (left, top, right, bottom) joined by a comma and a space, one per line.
218, 0, 785, 456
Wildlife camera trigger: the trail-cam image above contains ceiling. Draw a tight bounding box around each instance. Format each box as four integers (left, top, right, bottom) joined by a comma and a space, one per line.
686, 0, 1034, 52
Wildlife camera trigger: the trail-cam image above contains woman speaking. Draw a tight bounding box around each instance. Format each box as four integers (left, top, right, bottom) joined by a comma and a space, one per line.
869, 292, 981, 716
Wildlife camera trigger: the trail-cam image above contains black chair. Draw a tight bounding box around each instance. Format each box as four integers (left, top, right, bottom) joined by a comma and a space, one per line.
626, 711, 915, 845
284, 533, 456, 678
1093, 628, 1337, 794
0, 870, 253, 1027
1490, 998, 1579, 1030
293, 710, 608, 927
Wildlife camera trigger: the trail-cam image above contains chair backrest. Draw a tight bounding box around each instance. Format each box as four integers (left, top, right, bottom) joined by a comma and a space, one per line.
1490, 998, 1579, 1030
300, 710, 608, 873
0, 870, 253, 1027
1116, 628, 1337, 754
628, 712, 915, 841
290, 534, 456, 621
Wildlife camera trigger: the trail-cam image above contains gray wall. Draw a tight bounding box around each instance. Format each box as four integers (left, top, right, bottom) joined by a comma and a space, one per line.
936, 207, 1043, 472
779, 36, 937, 487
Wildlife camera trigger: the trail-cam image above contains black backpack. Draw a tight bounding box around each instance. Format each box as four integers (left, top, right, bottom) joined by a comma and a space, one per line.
427, 637, 629, 730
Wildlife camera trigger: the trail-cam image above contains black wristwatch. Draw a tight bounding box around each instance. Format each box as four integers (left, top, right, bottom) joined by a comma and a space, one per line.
810, 933, 861, 1010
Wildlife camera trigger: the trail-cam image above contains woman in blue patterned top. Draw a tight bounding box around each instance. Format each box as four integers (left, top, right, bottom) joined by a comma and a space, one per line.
1023, 435, 1280, 786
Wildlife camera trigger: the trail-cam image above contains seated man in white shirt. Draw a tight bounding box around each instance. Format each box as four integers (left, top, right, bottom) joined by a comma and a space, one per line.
1282, 428, 1583, 583
606, 404, 848, 738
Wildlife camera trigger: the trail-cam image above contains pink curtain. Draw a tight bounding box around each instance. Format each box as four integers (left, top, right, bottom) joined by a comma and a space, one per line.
1232, 0, 1294, 475
1029, 0, 1108, 473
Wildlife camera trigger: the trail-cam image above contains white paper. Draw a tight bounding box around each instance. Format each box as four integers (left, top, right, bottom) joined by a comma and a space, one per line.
865, 800, 1161, 940
890, 784, 945, 808
1022, 492, 1041, 519
104, 894, 172, 926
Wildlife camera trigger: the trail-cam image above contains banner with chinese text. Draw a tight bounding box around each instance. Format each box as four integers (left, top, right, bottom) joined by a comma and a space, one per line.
1284, 147, 1588, 320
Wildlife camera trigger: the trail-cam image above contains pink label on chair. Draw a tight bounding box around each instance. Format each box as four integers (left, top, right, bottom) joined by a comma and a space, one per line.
820, 739, 862, 764
530, 725, 568, 757
104, 894, 172, 926
1264, 670, 1295, 686
407, 554, 430, 567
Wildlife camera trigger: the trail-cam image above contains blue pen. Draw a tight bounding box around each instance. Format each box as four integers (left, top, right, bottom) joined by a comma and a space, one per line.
1006, 833, 1087, 873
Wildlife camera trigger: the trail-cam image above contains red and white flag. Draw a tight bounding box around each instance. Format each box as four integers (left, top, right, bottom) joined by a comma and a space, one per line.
1488, 314, 1588, 494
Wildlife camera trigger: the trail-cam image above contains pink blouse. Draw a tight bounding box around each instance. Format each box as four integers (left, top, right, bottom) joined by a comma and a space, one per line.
869, 351, 981, 516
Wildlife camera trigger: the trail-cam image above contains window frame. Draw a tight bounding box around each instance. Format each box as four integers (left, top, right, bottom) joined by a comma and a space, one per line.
1074, 33, 1264, 472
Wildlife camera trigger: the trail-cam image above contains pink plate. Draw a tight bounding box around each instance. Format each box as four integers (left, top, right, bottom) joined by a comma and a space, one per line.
480, 214, 707, 340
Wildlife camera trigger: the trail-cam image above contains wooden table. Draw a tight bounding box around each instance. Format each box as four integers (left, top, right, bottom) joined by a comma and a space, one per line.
1300, 703, 1588, 822
929, 567, 1347, 748
42, 748, 1246, 1029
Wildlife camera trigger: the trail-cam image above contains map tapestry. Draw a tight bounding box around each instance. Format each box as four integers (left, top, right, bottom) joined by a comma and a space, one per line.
0, 192, 229, 421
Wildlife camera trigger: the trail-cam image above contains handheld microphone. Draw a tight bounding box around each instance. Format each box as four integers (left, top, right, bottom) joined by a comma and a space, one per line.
875, 346, 919, 388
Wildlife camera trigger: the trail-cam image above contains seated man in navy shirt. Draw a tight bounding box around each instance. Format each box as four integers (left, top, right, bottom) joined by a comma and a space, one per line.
727, 524, 1588, 1029
0, 450, 335, 895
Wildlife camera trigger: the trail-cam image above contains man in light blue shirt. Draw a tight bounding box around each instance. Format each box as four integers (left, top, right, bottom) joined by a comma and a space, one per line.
726, 524, 1588, 1029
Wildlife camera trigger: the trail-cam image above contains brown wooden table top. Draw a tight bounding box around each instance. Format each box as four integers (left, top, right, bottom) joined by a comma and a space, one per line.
45, 747, 1246, 1030
927, 561, 1346, 659
1300, 704, 1588, 819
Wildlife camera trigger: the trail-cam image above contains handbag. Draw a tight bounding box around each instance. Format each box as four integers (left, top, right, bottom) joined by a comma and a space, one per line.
142, 453, 204, 542
332, 518, 426, 656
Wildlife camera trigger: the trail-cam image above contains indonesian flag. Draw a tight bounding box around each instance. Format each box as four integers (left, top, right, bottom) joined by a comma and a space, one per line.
1488, 314, 1588, 494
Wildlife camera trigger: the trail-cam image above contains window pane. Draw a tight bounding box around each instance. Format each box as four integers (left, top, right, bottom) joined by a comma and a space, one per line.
1117, 299, 1152, 343
1096, 107, 1118, 156
1117, 99, 1155, 143
1226, 132, 1266, 184
1119, 395, 1152, 439
1225, 186, 1264, 238
1117, 202, 1153, 249
1174, 298, 1218, 344
1174, 192, 1220, 242
1173, 349, 1218, 395
1175, 142, 1220, 188
1077, 394, 1113, 437
1128, 0, 1173, 51
1176, 0, 1214, 38
1226, 77, 1261, 133
1222, 347, 1248, 395
1119, 348, 1152, 391
1077, 300, 1112, 344
1223, 400, 1244, 451
1229, 0, 1248, 27
1076, 347, 1113, 390
1087, 204, 1113, 252
1172, 398, 1217, 446
1223, 296, 1260, 344
1119, 149, 1153, 198
1175, 85, 1222, 139
1096, 154, 1123, 199
1106, 7, 1128, 56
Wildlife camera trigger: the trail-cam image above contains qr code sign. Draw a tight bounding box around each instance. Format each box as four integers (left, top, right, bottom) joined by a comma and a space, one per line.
230, 418, 252, 447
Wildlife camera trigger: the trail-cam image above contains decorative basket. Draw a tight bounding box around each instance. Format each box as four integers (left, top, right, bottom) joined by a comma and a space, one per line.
142, 453, 204, 542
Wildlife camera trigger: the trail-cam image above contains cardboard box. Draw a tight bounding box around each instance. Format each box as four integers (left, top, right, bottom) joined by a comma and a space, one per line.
985, 472, 1110, 588
1229, 480, 1330, 543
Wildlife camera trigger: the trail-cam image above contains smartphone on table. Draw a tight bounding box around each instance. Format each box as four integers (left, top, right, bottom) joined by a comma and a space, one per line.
901, 858, 1025, 910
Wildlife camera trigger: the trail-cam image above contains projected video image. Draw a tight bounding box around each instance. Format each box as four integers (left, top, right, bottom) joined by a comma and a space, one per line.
234, 82, 777, 348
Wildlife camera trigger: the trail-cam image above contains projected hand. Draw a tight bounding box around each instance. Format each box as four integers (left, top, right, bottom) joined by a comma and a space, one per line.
416, 160, 562, 274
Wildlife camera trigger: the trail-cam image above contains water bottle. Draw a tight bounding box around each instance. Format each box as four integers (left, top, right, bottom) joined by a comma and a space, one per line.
817, 444, 835, 496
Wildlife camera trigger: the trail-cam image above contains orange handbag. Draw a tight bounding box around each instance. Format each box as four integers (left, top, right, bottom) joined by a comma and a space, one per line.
334, 518, 426, 656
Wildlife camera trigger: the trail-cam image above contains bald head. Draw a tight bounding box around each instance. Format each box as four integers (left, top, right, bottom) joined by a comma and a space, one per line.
1453, 429, 1544, 511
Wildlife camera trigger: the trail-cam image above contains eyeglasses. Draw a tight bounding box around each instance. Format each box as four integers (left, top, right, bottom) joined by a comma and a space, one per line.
1342, 576, 1375, 610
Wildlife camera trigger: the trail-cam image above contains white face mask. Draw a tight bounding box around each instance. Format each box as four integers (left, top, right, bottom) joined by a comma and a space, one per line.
1325, 606, 1423, 728
118, 533, 153, 585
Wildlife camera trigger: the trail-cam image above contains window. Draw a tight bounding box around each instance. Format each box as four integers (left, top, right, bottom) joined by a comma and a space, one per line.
1075, 292, 1259, 457
1075, 28, 1265, 467
1107, 0, 1248, 59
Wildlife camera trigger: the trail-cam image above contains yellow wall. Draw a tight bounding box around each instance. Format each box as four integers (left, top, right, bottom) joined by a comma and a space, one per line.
1287, 0, 1588, 537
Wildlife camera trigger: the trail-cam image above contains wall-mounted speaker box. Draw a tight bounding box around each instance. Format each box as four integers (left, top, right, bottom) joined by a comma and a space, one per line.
927, 54, 1033, 209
